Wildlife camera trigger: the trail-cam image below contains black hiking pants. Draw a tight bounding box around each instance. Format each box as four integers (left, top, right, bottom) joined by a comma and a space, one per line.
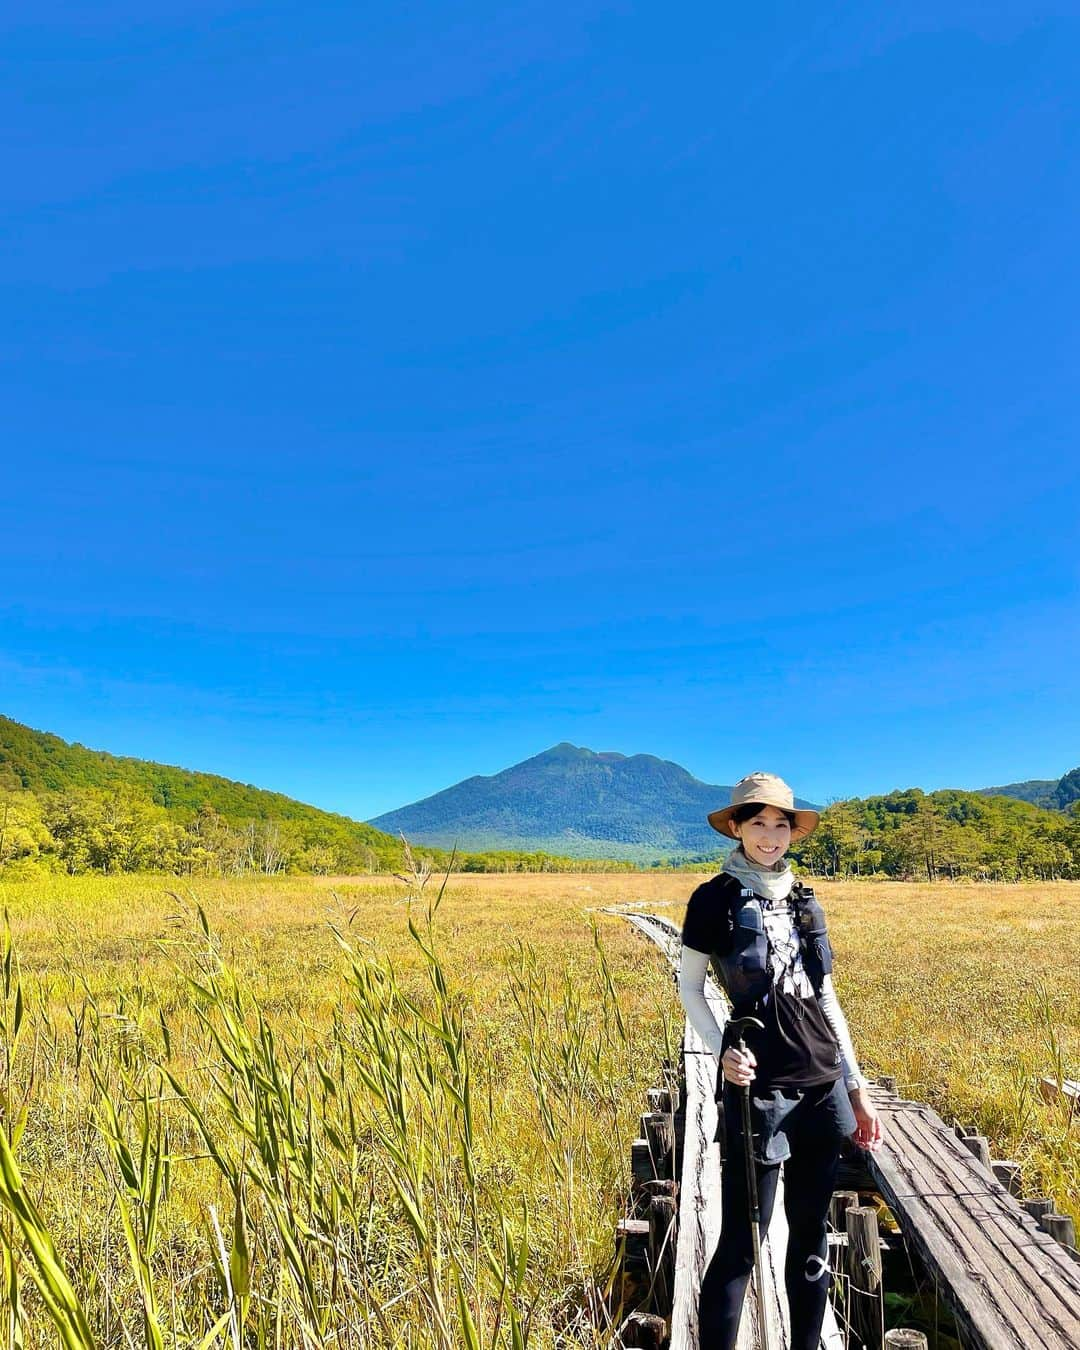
698, 1080, 850, 1350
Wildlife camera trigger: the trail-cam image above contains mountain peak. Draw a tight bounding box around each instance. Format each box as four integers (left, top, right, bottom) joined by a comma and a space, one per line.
538, 741, 593, 761
538, 742, 627, 764
371, 743, 747, 862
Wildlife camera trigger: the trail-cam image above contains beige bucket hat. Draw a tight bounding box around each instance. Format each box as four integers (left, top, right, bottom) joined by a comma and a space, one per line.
708, 771, 820, 842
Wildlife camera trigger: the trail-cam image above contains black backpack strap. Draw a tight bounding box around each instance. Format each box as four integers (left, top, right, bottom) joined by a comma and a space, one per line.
792, 883, 833, 990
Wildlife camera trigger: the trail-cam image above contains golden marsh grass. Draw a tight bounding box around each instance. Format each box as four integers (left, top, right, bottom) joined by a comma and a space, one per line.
0, 871, 1074, 1348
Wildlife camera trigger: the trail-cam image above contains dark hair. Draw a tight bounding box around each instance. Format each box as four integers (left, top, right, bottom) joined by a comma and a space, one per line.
732, 803, 796, 828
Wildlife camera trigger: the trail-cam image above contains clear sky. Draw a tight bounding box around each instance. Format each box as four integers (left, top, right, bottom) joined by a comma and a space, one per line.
3, 2, 1078, 819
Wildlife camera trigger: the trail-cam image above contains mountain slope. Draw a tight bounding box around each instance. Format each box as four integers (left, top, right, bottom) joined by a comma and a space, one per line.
0, 714, 401, 869
370, 742, 820, 861
978, 769, 1080, 812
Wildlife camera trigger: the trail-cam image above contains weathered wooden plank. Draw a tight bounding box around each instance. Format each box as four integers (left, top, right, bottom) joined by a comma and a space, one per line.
617, 914, 727, 1347
670, 1008, 731, 1347
981, 1210, 1080, 1322
864, 1090, 1080, 1349
670, 1007, 788, 1350
888, 1108, 1068, 1342
1038, 1076, 1080, 1110
898, 1106, 1080, 1327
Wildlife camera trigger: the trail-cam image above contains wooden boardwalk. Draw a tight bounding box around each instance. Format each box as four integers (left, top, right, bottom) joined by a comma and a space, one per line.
615, 908, 1080, 1350
865, 1087, 1080, 1349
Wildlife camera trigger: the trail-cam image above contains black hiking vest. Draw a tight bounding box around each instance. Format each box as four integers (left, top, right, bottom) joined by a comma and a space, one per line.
711, 879, 834, 1015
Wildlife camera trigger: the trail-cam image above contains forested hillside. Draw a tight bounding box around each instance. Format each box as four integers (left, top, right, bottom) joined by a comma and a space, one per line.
793, 786, 1080, 881
0, 714, 402, 876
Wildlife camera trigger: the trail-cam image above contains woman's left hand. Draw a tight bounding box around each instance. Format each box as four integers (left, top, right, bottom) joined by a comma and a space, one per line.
849, 1088, 884, 1151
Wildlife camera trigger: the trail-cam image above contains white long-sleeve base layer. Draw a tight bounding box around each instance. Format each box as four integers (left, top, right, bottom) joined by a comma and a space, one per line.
677, 945, 865, 1088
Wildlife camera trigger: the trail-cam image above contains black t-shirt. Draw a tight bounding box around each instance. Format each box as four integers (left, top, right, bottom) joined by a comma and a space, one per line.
682, 873, 842, 1090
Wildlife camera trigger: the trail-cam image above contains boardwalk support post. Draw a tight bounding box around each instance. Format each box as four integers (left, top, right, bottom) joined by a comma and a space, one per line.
961, 1135, 992, 1170
1038, 1076, 1080, 1113
641, 1111, 674, 1181
647, 1191, 677, 1312
647, 1086, 673, 1114
622, 1311, 666, 1348
829, 1189, 860, 1231
661, 1057, 681, 1113
1040, 1213, 1077, 1249
991, 1161, 1022, 1197
845, 1205, 884, 1350
616, 1217, 651, 1271
631, 1139, 654, 1186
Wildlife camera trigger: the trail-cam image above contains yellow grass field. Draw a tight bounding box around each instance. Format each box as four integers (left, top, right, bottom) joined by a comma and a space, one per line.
0, 871, 1075, 1348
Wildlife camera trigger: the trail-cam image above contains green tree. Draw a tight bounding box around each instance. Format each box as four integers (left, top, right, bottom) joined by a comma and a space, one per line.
799, 800, 867, 877
0, 790, 54, 867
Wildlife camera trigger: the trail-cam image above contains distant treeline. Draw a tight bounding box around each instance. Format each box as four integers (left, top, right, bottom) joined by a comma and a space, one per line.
652, 787, 1080, 882
4, 783, 1076, 882
451, 850, 636, 873
0, 786, 638, 878
789, 788, 1080, 882
0, 788, 392, 877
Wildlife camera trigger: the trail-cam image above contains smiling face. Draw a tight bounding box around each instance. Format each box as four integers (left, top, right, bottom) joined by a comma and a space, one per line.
733, 804, 793, 866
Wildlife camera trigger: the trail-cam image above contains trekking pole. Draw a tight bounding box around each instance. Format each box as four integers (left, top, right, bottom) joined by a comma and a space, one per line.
728, 1015, 770, 1350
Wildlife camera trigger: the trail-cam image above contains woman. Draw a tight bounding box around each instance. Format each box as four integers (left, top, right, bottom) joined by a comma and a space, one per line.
679, 772, 882, 1350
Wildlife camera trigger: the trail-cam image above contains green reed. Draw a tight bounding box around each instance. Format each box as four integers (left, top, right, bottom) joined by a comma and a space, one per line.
0, 876, 673, 1348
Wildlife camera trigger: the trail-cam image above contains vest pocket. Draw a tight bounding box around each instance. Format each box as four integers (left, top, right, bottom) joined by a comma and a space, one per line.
734, 900, 769, 976
799, 897, 833, 978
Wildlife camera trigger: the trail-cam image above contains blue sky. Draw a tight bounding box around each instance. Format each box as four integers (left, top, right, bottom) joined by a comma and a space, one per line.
3, 2, 1078, 818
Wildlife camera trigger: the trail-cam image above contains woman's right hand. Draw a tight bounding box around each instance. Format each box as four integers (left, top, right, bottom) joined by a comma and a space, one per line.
721, 1044, 757, 1086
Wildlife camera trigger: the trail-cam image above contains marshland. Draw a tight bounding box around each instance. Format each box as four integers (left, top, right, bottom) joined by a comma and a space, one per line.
0, 870, 1075, 1348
